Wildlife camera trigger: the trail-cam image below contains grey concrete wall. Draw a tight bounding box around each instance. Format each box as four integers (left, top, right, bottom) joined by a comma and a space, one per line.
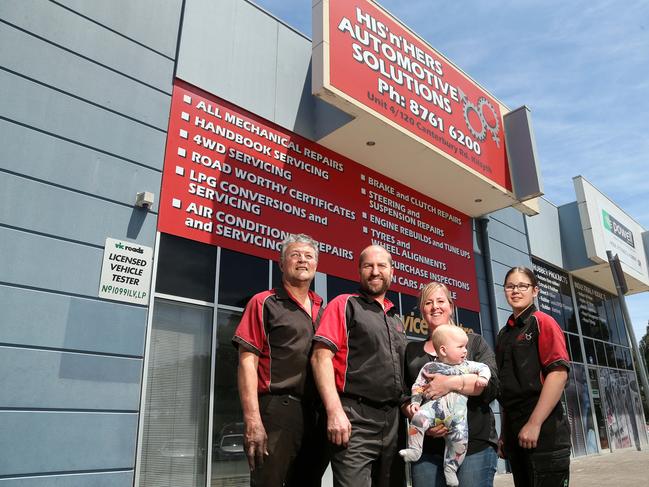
482, 207, 532, 330
558, 201, 594, 271
176, 0, 351, 141
0, 0, 182, 484
526, 197, 564, 268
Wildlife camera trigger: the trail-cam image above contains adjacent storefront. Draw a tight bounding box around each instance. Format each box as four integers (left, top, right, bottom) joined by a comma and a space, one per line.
532, 258, 647, 457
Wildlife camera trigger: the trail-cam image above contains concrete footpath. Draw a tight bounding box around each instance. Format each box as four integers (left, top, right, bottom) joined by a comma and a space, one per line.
494, 449, 649, 487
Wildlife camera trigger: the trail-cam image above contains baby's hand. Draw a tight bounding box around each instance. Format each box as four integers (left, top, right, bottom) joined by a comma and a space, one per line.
408, 403, 420, 416
475, 377, 489, 388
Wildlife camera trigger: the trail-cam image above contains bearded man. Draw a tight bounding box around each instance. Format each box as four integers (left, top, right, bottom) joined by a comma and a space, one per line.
312, 245, 407, 487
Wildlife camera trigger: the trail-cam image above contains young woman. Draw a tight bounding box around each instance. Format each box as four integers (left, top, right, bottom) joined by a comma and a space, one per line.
402, 282, 499, 487
496, 266, 571, 487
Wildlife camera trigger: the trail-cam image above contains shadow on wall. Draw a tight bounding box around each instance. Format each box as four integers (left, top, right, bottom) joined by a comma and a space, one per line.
127, 206, 149, 239
293, 59, 354, 141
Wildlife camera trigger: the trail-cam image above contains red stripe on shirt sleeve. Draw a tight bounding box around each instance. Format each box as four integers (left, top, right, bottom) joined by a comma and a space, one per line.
314, 294, 350, 352
233, 291, 272, 353
534, 311, 570, 373
232, 291, 274, 393
314, 294, 352, 392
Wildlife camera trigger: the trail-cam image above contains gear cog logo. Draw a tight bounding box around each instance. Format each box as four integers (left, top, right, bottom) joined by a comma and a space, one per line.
458, 89, 501, 147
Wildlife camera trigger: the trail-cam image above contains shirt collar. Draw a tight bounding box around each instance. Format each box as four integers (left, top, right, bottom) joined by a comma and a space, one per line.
275, 285, 322, 306
357, 288, 396, 312
507, 303, 537, 328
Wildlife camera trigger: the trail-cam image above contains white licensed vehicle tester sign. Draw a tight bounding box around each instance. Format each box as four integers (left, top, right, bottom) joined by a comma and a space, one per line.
98, 237, 153, 305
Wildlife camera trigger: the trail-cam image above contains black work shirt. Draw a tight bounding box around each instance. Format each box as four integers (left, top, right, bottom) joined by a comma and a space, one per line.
233, 286, 323, 398
496, 305, 571, 451
314, 290, 407, 405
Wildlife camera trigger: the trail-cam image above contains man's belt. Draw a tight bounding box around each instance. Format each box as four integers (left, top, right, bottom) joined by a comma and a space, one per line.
260, 393, 307, 405
340, 393, 399, 411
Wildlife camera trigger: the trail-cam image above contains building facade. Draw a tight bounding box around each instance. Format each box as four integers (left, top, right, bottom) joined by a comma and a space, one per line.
1, 1, 647, 486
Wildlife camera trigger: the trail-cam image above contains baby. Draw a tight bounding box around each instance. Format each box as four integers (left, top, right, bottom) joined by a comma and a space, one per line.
400, 324, 491, 487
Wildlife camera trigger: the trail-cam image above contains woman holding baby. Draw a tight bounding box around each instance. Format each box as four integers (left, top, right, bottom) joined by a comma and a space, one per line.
401, 282, 499, 487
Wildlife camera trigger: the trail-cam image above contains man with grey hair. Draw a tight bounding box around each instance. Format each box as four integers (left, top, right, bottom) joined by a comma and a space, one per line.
233, 233, 327, 486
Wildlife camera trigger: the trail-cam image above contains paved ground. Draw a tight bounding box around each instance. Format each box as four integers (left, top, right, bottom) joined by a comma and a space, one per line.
494, 448, 649, 487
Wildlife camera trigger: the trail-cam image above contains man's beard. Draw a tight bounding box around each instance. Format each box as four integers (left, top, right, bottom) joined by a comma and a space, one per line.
361, 278, 389, 297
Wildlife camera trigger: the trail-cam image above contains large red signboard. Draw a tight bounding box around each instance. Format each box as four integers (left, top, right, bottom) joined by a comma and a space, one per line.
159, 80, 479, 311
326, 0, 511, 191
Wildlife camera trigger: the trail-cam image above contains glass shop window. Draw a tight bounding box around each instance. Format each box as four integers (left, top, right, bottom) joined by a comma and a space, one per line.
564, 296, 579, 334
583, 338, 597, 366
156, 233, 217, 302
595, 298, 610, 341
218, 248, 268, 308
622, 347, 633, 370
458, 308, 481, 335
326, 275, 359, 302
564, 366, 586, 456
588, 367, 609, 450
603, 299, 620, 344
614, 345, 626, 370
568, 333, 583, 363
574, 363, 598, 455
531, 258, 576, 332
604, 343, 617, 369
138, 299, 213, 487
400, 293, 419, 316
594, 340, 608, 367
574, 278, 608, 340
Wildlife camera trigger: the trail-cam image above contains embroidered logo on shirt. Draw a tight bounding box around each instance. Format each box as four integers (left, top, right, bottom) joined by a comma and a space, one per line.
516, 332, 533, 342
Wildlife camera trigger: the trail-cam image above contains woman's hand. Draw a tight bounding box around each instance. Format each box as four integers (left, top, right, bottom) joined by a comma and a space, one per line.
425, 423, 449, 438
518, 420, 541, 449
421, 372, 455, 399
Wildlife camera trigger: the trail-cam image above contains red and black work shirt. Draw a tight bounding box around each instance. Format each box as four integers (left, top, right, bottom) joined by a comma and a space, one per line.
232, 286, 323, 398
314, 291, 407, 405
496, 304, 570, 425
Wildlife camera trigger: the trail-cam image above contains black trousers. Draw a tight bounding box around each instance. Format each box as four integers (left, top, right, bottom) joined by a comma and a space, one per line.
504, 405, 571, 487
507, 446, 570, 487
251, 394, 328, 487
328, 397, 400, 487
